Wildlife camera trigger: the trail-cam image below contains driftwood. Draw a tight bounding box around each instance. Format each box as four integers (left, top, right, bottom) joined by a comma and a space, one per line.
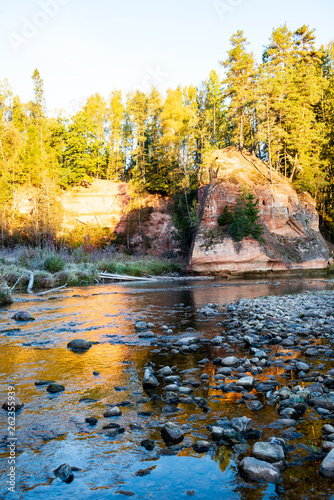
34, 284, 68, 296
27, 271, 34, 294
10, 274, 25, 293
99, 273, 155, 282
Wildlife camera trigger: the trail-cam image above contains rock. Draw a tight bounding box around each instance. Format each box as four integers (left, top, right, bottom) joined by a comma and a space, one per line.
12, 311, 34, 321
323, 424, 334, 435
192, 440, 211, 453
197, 306, 217, 316
147, 322, 155, 329
161, 422, 184, 444
296, 362, 310, 372
221, 356, 239, 367
53, 463, 74, 483
246, 400, 263, 411
141, 439, 155, 450
252, 442, 285, 463
231, 417, 252, 434
2, 395, 24, 411
85, 417, 98, 425
239, 457, 280, 483
138, 331, 156, 339
320, 448, 334, 477
309, 394, 334, 411
67, 339, 92, 351
35, 380, 55, 386
104, 407, 122, 417
237, 376, 254, 389
135, 321, 147, 331
159, 366, 174, 376
305, 348, 318, 356
47, 383, 65, 394
176, 337, 198, 346
142, 368, 159, 389
135, 468, 151, 476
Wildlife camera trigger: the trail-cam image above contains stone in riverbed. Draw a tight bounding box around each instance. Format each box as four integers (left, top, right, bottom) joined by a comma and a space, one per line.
161, 422, 184, 444
85, 417, 98, 425
2, 395, 24, 411
35, 380, 55, 386
252, 442, 285, 463
237, 376, 254, 389
138, 331, 156, 339
239, 457, 280, 483
135, 321, 147, 331
12, 311, 35, 322
320, 448, 334, 477
246, 400, 263, 411
296, 362, 310, 372
53, 463, 74, 483
104, 407, 122, 417
141, 439, 155, 450
142, 368, 159, 389
192, 440, 211, 453
231, 417, 252, 434
47, 383, 64, 394
221, 356, 238, 367
176, 337, 199, 346
67, 339, 92, 352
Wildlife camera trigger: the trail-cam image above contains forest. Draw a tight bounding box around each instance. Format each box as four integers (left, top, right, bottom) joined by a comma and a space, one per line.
1, 24, 334, 247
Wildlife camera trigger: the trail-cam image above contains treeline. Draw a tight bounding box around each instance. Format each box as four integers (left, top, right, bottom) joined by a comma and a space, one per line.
1, 24, 334, 245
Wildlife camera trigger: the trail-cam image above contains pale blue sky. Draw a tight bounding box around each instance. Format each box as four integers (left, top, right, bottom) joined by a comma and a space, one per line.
1, 0, 334, 114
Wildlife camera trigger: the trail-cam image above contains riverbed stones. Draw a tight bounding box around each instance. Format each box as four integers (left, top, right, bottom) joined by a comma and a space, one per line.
231, 417, 252, 434
141, 439, 155, 450
252, 442, 285, 463
2, 395, 24, 411
104, 407, 122, 417
135, 321, 147, 331
142, 368, 159, 389
161, 422, 184, 444
176, 337, 199, 346
192, 440, 211, 453
138, 331, 155, 339
35, 380, 55, 386
320, 448, 334, 477
239, 457, 280, 483
12, 311, 35, 321
85, 417, 98, 425
221, 356, 238, 367
237, 376, 254, 389
53, 463, 74, 483
67, 339, 92, 351
47, 383, 65, 394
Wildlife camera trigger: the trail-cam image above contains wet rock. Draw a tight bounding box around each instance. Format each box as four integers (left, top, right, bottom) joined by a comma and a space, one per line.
246, 400, 263, 411
176, 337, 199, 346
85, 417, 98, 425
67, 339, 92, 352
135, 468, 151, 476
93, 371, 100, 376
114, 386, 128, 391
296, 362, 310, 372
161, 422, 184, 444
141, 439, 155, 450
309, 394, 334, 411
138, 331, 156, 339
35, 380, 55, 386
192, 440, 211, 453
305, 348, 319, 357
47, 383, 64, 394
320, 448, 334, 477
105, 427, 125, 438
135, 321, 147, 331
159, 366, 174, 377
147, 322, 155, 329
239, 457, 280, 483
252, 442, 285, 463
130, 423, 143, 430
2, 395, 24, 411
197, 306, 217, 316
237, 376, 254, 389
115, 490, 135, 496
221, 356, 238, 367
231, 417, 252, 434
12, 311, 35, 322
323, 424, 334, 435
142, 368, 159, 389
104, 407, 122, 417
53, 463, 74, 483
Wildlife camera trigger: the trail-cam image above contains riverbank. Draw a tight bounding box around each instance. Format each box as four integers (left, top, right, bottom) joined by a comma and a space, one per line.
0, 247, 185, 295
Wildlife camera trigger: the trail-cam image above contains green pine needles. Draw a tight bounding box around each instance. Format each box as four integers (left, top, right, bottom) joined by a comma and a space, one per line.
218, 190, 263, 242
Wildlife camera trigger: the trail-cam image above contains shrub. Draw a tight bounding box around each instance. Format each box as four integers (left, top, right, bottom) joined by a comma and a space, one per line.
43, 254, 65, 273
0, 282, 13, 306
229, 190, 263, 242
218, 206, 234, 226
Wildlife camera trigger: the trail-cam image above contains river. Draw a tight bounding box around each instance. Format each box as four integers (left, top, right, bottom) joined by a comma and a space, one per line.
1, 277, 334, 499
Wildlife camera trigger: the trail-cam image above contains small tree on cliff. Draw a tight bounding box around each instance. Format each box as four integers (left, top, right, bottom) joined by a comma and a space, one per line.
229, 190, 263, 242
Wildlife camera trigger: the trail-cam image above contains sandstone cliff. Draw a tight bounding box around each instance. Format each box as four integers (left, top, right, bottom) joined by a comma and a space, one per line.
187, 148, 329, 275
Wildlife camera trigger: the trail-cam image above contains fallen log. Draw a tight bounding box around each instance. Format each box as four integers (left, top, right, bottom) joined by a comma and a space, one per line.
99, 273, 155, 282
27, 271, 34, 294
34, 284, 68, 296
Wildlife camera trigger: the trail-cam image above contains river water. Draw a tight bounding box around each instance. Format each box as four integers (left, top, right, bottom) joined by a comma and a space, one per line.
1, 277, 334, 500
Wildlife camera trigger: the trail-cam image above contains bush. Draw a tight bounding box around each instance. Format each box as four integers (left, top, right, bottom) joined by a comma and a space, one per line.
0, 282, 13, 306
218, 206, 234, 226
229, 190, 263, 242
43, 254, 65, 273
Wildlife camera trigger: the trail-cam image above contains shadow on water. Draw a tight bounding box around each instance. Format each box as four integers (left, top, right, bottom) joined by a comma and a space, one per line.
0, 277, 334, 499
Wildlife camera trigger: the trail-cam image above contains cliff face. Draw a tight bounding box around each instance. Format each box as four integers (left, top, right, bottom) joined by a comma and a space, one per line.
188, 148, 329, 275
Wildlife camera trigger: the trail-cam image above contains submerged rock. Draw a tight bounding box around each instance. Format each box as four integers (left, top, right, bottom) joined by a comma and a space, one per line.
142, 368, 159, 389
104, 407, 122, 417
53, 463, 74, 483
252, 442, 285, 463
141, 439, 155, 451
192, 440, 211, 453
47, 383, 65, 394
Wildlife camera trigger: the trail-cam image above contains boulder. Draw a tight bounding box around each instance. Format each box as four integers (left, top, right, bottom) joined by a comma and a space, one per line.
142, 368, 159, 389
12, 311, 34, 322
239, 457, 280, 483
237, 376, 254, 389
221, 356, 239, 367
252, 442, 285, 463
231, 417, 252, 434
47, 383, 65, 394
161, 422, 184, 444
104, 407, 122, 417
2, 395, 24, 411
135, 321, 147, 331
320, 448, 334, 477
192, 440, 211, 453
53, 463, 74, 483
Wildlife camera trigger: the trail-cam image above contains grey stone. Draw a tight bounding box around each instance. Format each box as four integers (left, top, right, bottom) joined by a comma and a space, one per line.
67, 339, 92, 351
192, 440, 211, 453
2, 395, 24, 411
252, 442, 285, 463
135, 321, 147, 331
161, 422, 184, 444
47, 383, 64, 394
239, 457, 280, 483
237, 376, 254, 389
231, 416, 252, 434
221, 356, 238, 367
142, 368, 159, 389
104, 406, 122, 417
320, 448, 334, 477
12, 311, 34, 322
53, 463, 74, 483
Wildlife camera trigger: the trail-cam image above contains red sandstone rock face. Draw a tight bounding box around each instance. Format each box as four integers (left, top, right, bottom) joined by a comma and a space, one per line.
188, 148, 329, 275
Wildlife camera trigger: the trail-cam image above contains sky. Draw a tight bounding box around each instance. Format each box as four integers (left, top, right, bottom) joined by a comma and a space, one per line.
1, 0, 334, 115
